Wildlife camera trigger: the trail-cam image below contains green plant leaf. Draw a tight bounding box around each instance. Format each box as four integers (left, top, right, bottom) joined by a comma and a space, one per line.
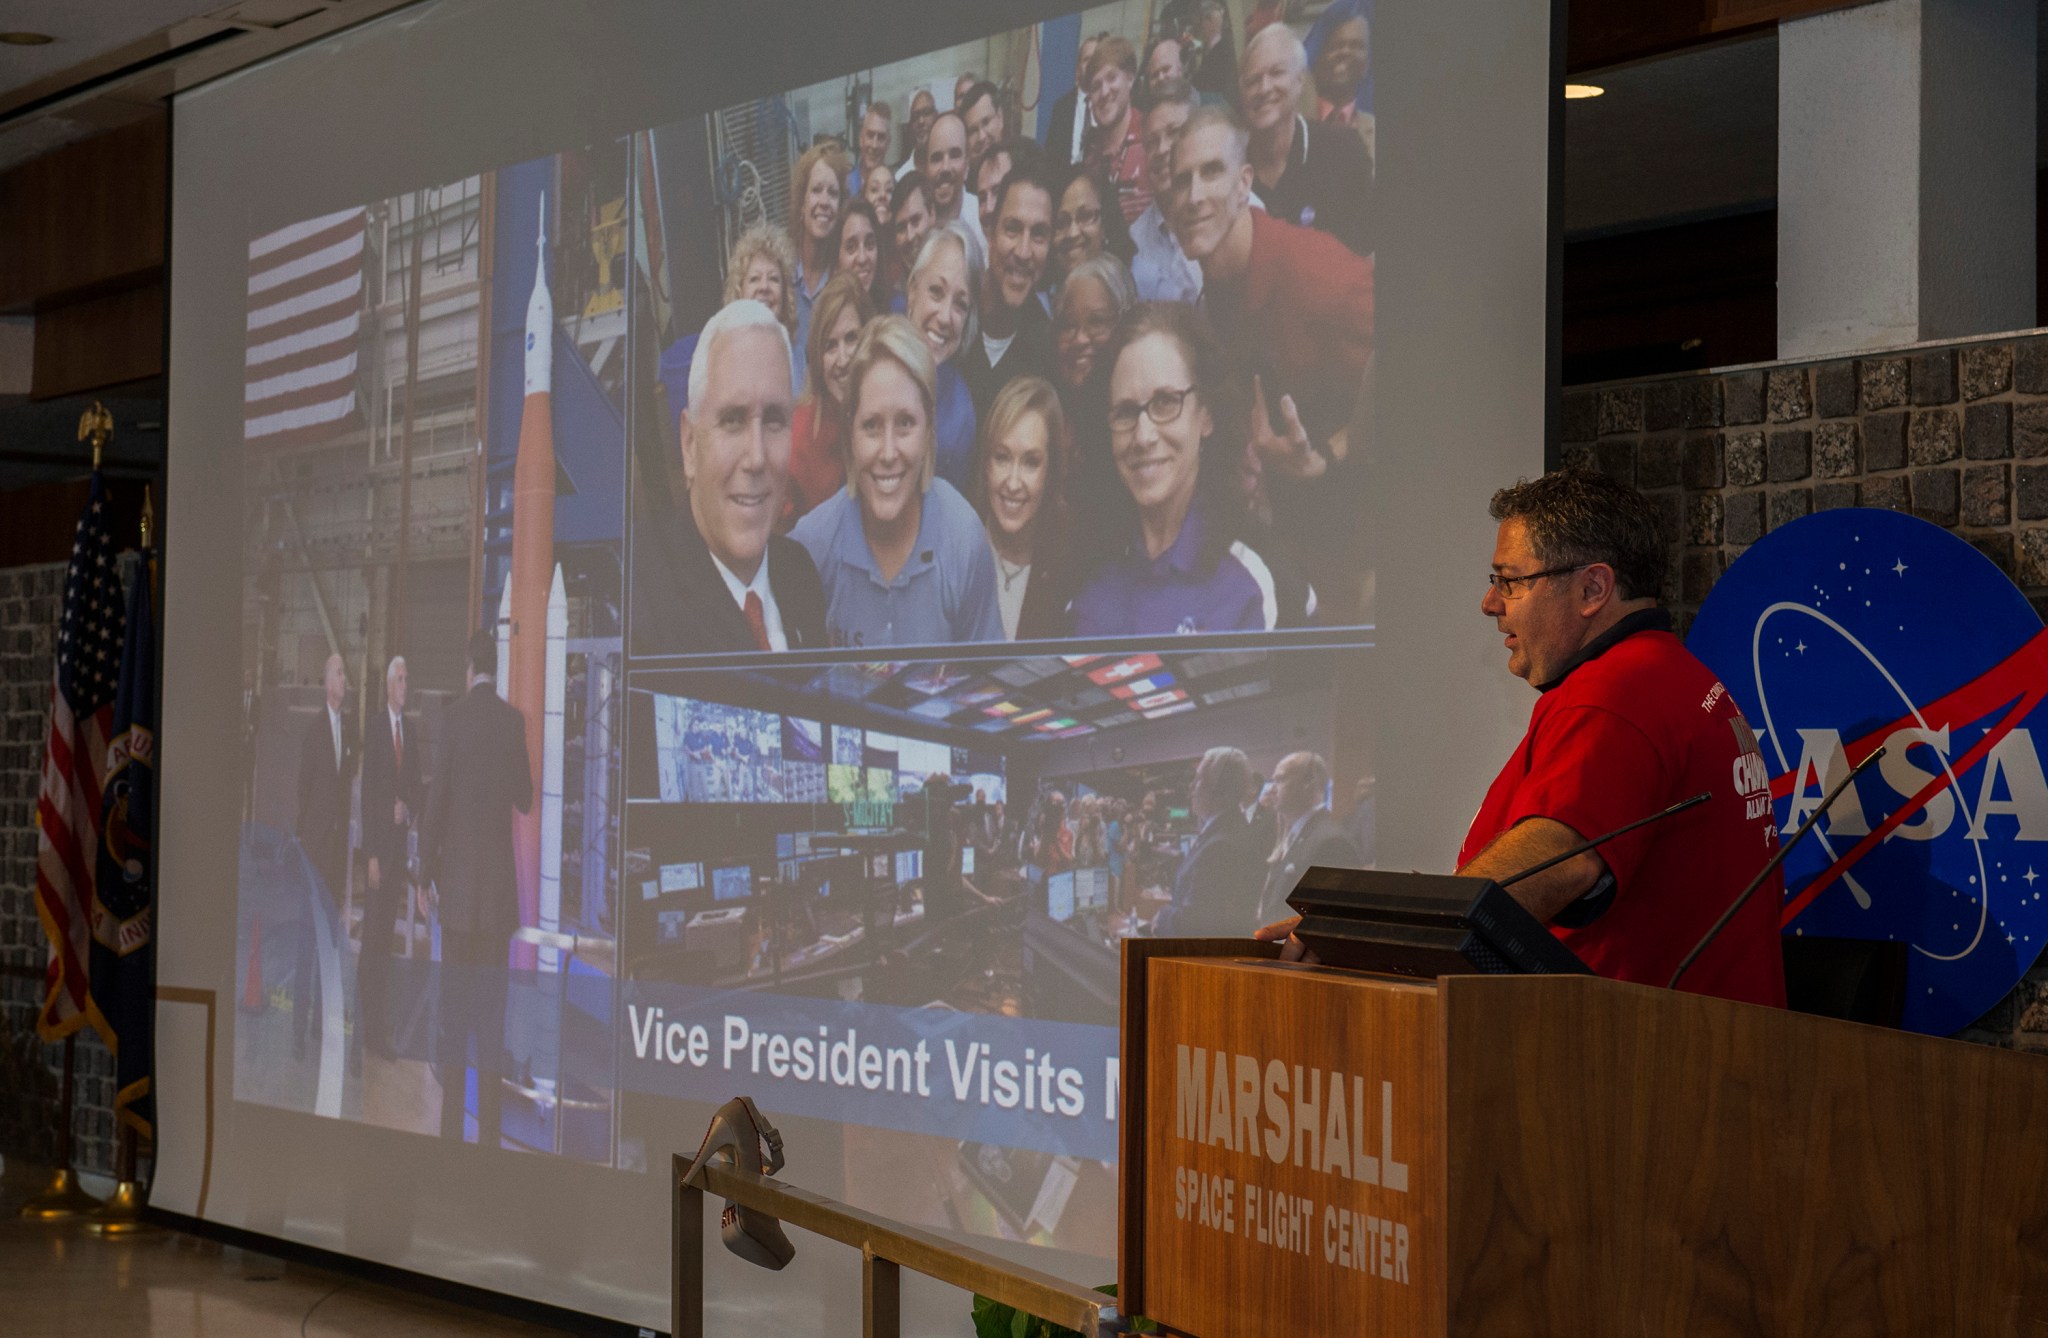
970, 1294, 1013, 1338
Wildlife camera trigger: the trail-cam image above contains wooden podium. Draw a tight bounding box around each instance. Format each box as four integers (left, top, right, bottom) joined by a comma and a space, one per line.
1119, 939, 2048, 1336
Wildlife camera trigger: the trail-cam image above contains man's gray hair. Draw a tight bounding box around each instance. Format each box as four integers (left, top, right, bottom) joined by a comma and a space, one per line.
1243, 19, 1308, 77
688, 298, 793, 413
1055, 254, 1137, 323
1489, 468, 1669, 601
1282, 750, 1331, 800
1194, 746, 1254, 813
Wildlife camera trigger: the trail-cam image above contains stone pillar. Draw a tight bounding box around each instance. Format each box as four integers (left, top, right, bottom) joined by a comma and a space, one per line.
1778, 0, 2036, 359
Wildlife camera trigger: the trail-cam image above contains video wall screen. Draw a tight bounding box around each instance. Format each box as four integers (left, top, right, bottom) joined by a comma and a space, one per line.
614, 646, 1366, 1253
167, 0, 1550, 1326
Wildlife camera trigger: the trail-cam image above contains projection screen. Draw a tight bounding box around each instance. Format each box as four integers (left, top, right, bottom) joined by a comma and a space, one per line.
159, 0, 1554, 1329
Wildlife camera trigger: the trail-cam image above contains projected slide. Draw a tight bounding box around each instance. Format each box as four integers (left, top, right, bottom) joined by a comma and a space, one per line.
222, 0, 1377, 1275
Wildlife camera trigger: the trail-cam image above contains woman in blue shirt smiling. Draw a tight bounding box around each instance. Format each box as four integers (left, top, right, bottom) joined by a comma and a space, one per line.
1070, 302, 1314, 636
790, 313, 1004, 648
903, 221, 983, 493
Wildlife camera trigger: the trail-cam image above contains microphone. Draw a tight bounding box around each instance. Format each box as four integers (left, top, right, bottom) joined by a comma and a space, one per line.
1496, 791, 1712, 888
1667, 745, 1888, 990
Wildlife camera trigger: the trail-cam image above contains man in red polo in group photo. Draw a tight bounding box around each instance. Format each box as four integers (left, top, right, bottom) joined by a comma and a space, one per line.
1260, 468, 1786, 1007
1169, 102, 1373, 621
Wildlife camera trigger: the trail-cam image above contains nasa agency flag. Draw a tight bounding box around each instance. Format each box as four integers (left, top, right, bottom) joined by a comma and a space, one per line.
1689, 507, 2048, 1034
94, 551, 159, 1140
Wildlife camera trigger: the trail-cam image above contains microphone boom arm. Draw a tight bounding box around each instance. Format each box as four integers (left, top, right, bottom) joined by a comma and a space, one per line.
1667, 746, 1888, 990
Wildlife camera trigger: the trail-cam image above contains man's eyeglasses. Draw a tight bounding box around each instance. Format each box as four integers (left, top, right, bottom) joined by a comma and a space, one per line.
1109, 386, 1196, 438
1485, 565, 1586, 598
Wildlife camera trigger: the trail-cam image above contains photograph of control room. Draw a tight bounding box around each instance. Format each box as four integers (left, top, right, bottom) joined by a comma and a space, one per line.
621, 643, 1372, 1027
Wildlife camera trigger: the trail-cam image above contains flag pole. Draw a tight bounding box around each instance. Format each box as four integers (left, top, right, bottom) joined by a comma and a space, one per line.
89, 463, 161, 1239
16, 1034, 102, 1220
85, 1125, 154, 1237
78, 401, 112, 469
89, 502, 160, 1239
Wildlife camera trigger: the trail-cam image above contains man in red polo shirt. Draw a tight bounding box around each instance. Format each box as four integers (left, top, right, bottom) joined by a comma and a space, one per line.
1260, 469, 1786, 1007
1172, 103, 1372, 474
1083, 35, 1152, 224
1169, 102, 1374, 619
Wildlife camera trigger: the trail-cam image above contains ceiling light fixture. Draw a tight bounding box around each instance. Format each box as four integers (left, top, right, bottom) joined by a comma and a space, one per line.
1564, 83, 1605, 100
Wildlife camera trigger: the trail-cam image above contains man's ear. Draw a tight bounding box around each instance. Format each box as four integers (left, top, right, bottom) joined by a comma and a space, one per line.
678, 413, 697, 490
1578, 562, 1617, 613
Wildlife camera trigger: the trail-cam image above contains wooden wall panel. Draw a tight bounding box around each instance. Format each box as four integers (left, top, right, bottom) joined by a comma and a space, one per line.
1708, 0, 1879, 32
0, 114, 165, 311
29, 280, 164, 399
1568, 0, 1716, 73
1569, 0, 1880, 73
0, 476, 150, 567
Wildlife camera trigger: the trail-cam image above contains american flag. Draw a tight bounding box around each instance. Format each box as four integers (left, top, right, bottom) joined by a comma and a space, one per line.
35, 472, 125, 1042
243, 205, 367, 447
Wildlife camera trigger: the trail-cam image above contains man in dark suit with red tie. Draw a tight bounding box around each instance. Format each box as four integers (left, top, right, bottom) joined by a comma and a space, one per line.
355, 653, 420, 1059
420, 631, 532, 1144
294, 651, 354, 1059
629, 299, 829, 656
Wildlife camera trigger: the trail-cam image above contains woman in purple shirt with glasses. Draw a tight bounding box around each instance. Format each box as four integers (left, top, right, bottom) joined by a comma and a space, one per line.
1070, 302, 1313, 636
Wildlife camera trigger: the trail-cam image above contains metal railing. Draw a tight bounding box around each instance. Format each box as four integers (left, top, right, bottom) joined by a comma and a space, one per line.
672, 1152, 1118, 1338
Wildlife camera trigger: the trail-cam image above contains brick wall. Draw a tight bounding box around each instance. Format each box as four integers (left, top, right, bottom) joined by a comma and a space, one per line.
1563, 337, 2048, 633
0, 562, 118, 1176
1566, 334, 2048, 1047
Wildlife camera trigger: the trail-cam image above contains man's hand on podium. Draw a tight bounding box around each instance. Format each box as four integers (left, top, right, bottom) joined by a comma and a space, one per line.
1254, 914, 1318, 964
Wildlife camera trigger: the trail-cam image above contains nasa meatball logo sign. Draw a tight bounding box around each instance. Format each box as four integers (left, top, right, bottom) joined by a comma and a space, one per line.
1689, 507, 2048, 1034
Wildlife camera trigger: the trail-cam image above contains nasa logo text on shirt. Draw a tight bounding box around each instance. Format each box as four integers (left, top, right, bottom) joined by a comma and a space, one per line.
1689, 507, 2048, 1034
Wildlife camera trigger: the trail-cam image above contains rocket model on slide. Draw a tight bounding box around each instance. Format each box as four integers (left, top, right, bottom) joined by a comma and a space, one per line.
507, 195, 555, 972
539, 564, 567, 978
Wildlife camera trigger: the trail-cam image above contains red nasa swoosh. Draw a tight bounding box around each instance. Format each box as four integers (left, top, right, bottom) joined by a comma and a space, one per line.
1775, 627, 2048, 926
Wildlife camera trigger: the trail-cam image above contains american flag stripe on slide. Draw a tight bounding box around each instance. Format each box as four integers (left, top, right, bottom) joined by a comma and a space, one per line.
244, 206, 367, 446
